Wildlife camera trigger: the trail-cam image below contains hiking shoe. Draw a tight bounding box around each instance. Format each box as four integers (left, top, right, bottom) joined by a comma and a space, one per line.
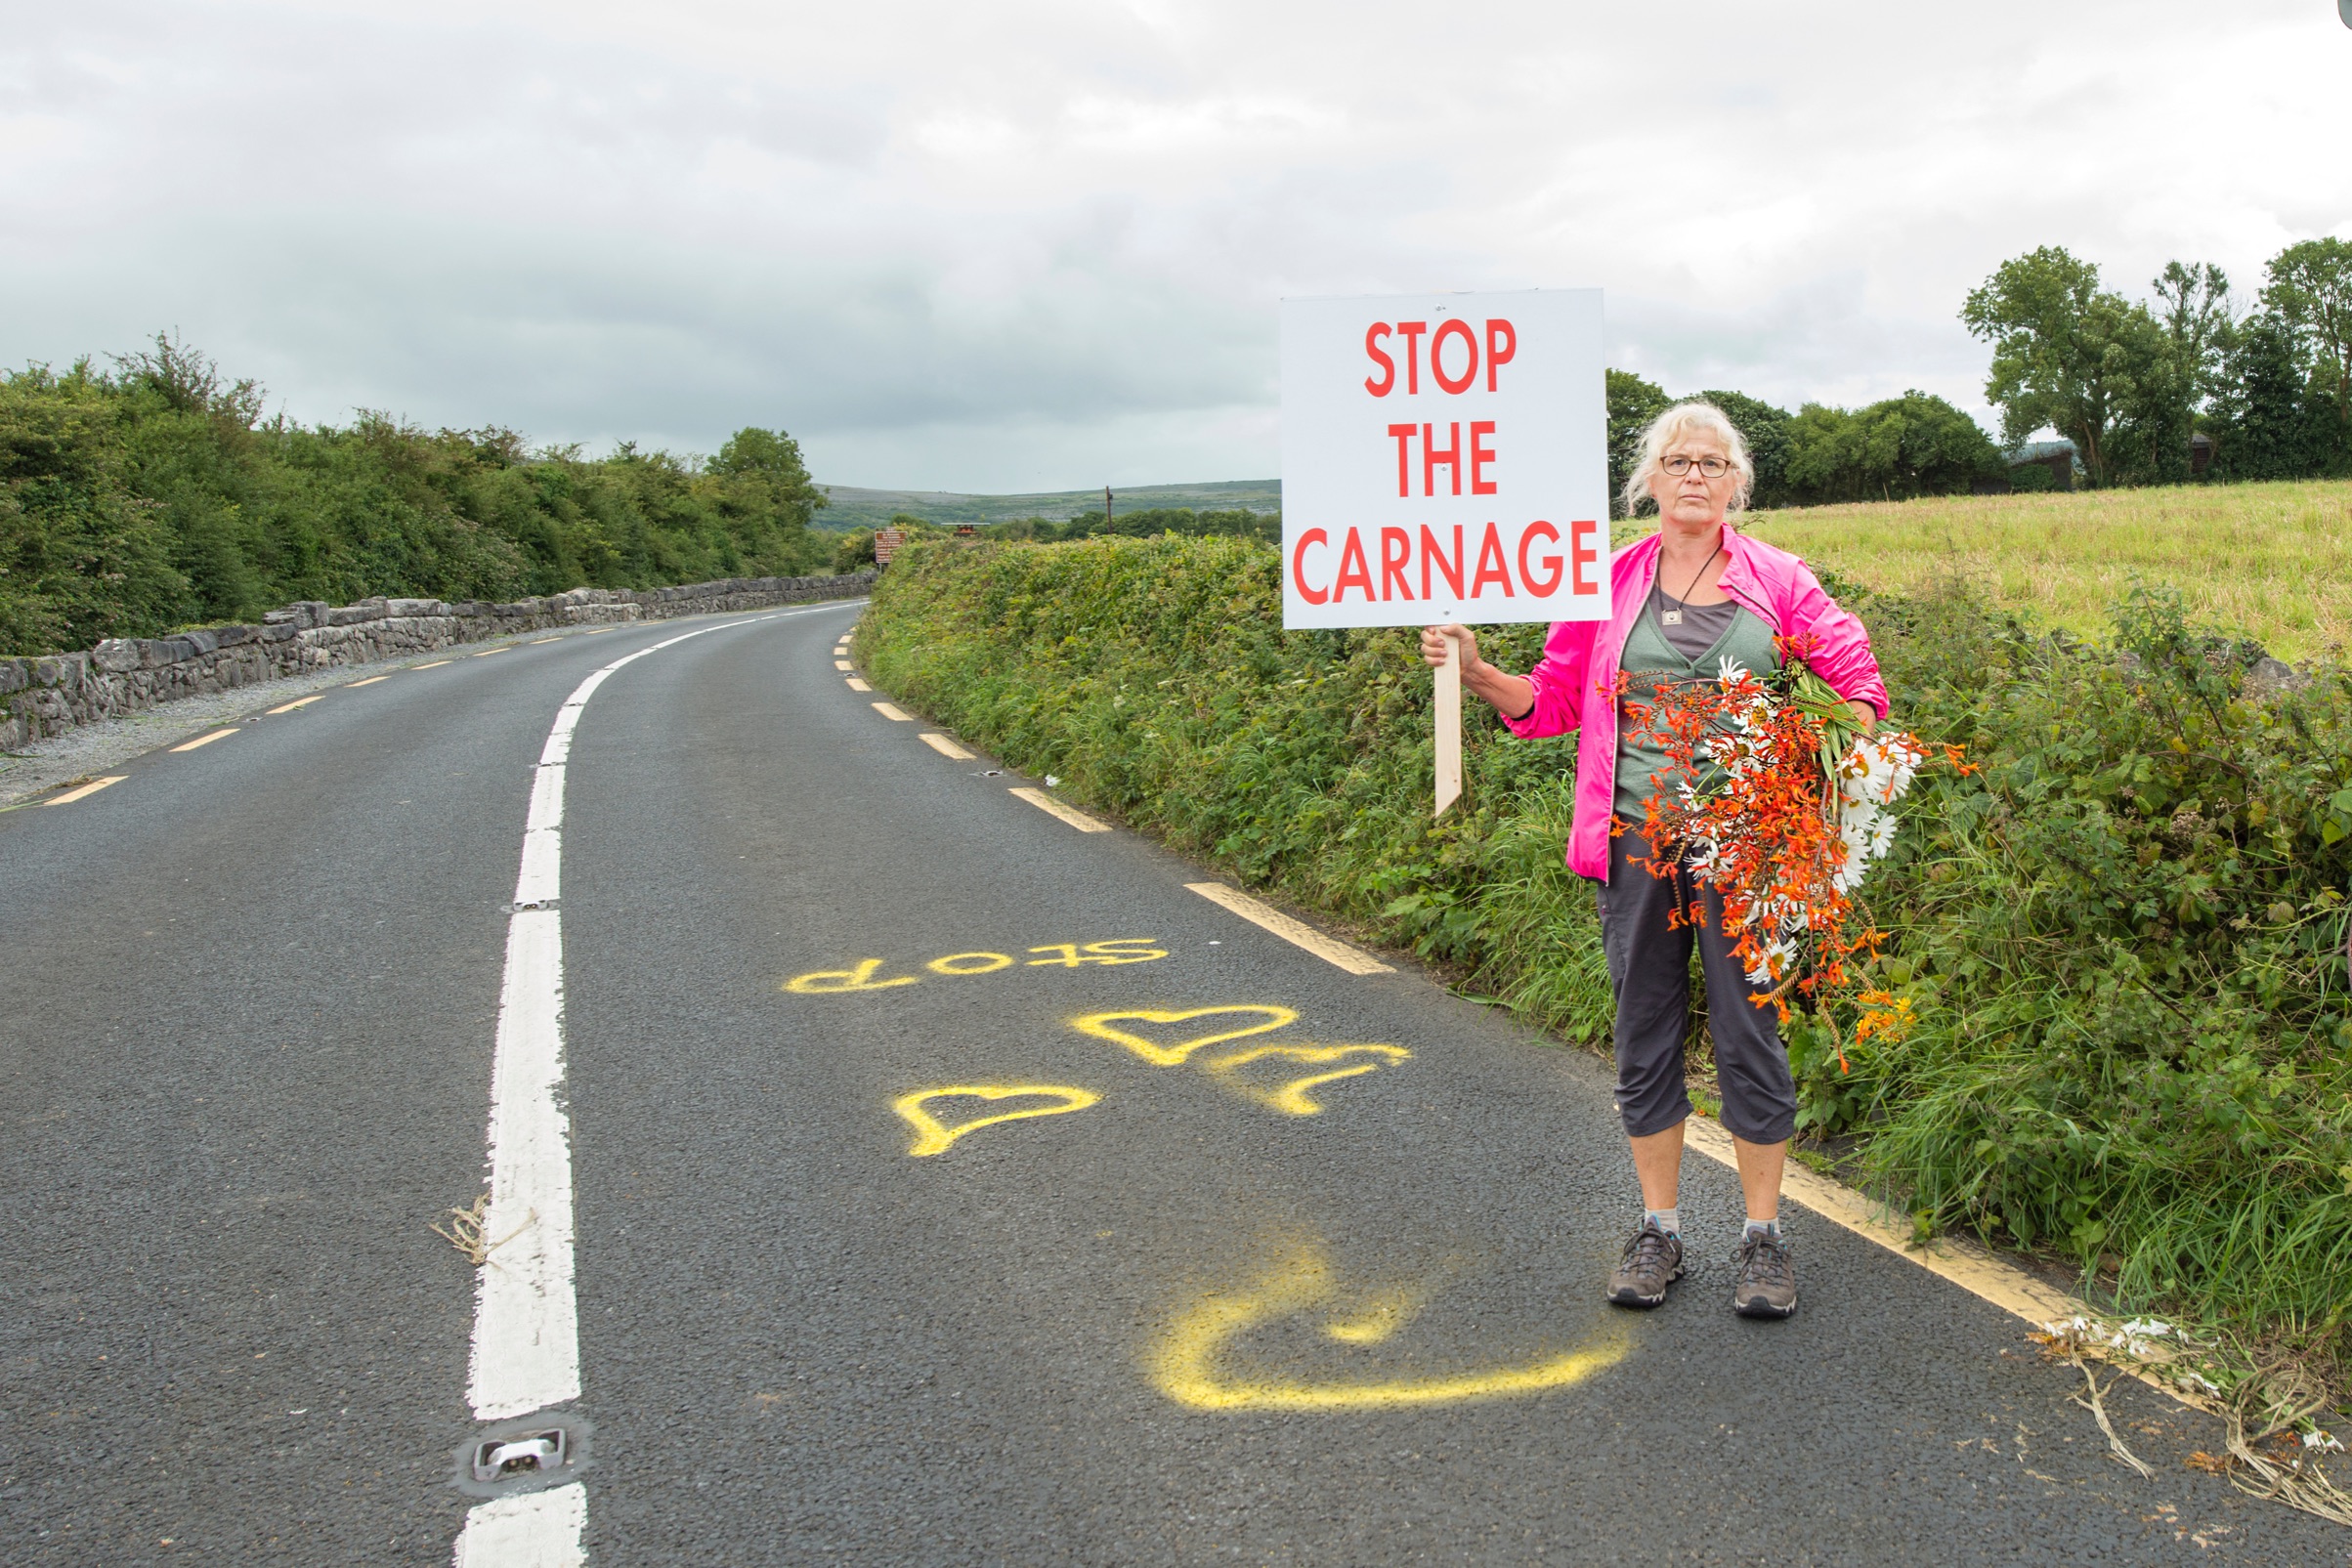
1732, 1230, 1798, 1319
1607, 1220, 1684, 1308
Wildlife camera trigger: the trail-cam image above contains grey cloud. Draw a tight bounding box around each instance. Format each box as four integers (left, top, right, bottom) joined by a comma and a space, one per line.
5, 0, 2348, 490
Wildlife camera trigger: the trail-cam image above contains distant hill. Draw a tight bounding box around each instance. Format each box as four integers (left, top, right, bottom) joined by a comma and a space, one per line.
815, 479, 1280, 532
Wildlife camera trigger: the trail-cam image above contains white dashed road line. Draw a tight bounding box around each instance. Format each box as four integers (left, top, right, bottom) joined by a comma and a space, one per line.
452, 1483, 588, 1568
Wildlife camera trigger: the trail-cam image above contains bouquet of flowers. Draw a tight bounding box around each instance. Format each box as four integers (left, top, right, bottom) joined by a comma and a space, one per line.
1619, 636, 1970, 1067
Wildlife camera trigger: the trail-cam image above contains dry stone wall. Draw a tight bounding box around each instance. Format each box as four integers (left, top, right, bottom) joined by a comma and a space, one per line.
0, 572, 876, 750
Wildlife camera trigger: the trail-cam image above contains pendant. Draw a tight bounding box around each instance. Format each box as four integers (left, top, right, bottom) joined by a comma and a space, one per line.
1660, 611, 1683, 625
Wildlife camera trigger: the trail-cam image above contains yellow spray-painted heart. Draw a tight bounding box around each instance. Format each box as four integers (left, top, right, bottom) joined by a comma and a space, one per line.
891, 1084, 1101, 1157
1202, 1043, 1411, 1116
1071, 1006, 1298, 1067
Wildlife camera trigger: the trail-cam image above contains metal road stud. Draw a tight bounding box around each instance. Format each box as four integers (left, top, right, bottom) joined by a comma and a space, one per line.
471, 1429, 567, 1482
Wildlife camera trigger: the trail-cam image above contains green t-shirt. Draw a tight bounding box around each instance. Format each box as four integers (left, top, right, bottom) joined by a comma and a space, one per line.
1613, 583, 1783, 823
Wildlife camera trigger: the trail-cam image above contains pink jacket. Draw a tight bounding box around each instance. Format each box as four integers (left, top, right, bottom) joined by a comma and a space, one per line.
1500, 526, 1889, 882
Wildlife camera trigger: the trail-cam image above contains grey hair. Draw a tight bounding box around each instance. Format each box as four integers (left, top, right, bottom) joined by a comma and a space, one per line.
1620, 401, 1755, 517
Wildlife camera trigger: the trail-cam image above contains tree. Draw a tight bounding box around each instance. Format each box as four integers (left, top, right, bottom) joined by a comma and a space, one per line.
1605, 368, 1669, 516
707, 426, 828, 529
2151, 261, 2236, 405
2209, 312, 2333, 481
2112, 261, 2236, 485
2261, 238, 2352, 452
1960, 246, 2167, 487
1783, 392, 2003, 503
1692, 389, 1796, 509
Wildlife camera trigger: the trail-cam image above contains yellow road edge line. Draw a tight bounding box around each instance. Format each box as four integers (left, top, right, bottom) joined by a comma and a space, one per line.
845, 677, 871, 692
266, 695, 325, 715
170, 729, 239, 752
414, 659, 452, 668
42, 776, 127, 806
347, 674, 392, 687
834, 659, 855, 671
585, 627, 615, 634
473, 647, 511, 657
919, 732, 976, 761
1183, 881, 1395, 975
532, 637, 563, 644
1682, 1116, 2085, 1328
1010, 786, 1111, 833
871, 701, 914, 721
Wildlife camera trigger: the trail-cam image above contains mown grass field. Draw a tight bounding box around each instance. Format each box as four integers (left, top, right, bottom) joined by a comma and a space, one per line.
1742, 479, 2352, 662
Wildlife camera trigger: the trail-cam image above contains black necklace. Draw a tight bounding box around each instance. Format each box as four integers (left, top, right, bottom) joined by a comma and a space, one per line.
1659, 540, 1723, 626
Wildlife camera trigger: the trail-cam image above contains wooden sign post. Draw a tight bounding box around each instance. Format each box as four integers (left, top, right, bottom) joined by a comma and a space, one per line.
1433, 632, 1463, 816
1277, 289, 1610, 818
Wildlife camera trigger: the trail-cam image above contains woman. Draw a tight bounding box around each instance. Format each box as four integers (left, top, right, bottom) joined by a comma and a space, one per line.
1421, 402, 1886, 1319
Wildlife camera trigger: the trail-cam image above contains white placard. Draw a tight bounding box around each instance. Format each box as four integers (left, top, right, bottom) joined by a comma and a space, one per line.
1280, 289, 1609, 629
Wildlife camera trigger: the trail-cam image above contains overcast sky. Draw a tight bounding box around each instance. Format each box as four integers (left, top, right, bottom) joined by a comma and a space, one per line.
6, 0, 2350, 491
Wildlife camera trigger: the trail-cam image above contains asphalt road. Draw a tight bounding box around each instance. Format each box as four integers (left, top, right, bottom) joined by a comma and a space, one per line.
3, 604, 2345, 1565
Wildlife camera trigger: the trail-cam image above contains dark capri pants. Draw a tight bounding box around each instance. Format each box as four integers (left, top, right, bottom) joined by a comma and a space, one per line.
1594, 828, 1799, 1145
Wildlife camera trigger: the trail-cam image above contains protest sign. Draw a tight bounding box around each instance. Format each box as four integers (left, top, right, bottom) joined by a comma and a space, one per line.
1280, 289, 1608, 812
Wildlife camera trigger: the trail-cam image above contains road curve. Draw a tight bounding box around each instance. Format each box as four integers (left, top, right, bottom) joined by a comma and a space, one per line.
1, 603, 2338, 1565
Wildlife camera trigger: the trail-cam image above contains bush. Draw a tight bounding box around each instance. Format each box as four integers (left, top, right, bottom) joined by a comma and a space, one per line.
0, 338, 836, 654
1783, 392, 2005, 502
863, 535, 2352, 1364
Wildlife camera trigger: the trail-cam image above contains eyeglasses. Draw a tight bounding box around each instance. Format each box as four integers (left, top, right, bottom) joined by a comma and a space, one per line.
1662, 455, 1731, 478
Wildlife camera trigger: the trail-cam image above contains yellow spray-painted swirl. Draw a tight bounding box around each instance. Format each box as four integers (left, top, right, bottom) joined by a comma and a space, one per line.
1151, 1246, 1629, 1412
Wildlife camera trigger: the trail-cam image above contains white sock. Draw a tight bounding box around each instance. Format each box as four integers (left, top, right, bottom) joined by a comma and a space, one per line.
1744, 1218, 1781, 1241
1644, 1208, 1681, 1236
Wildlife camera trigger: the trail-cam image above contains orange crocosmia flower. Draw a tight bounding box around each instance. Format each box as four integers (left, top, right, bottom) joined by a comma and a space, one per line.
1624, 648, 1960, 1055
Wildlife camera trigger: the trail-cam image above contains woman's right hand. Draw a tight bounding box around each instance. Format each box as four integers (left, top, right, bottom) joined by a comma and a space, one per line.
1420, 623, 1479, 670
